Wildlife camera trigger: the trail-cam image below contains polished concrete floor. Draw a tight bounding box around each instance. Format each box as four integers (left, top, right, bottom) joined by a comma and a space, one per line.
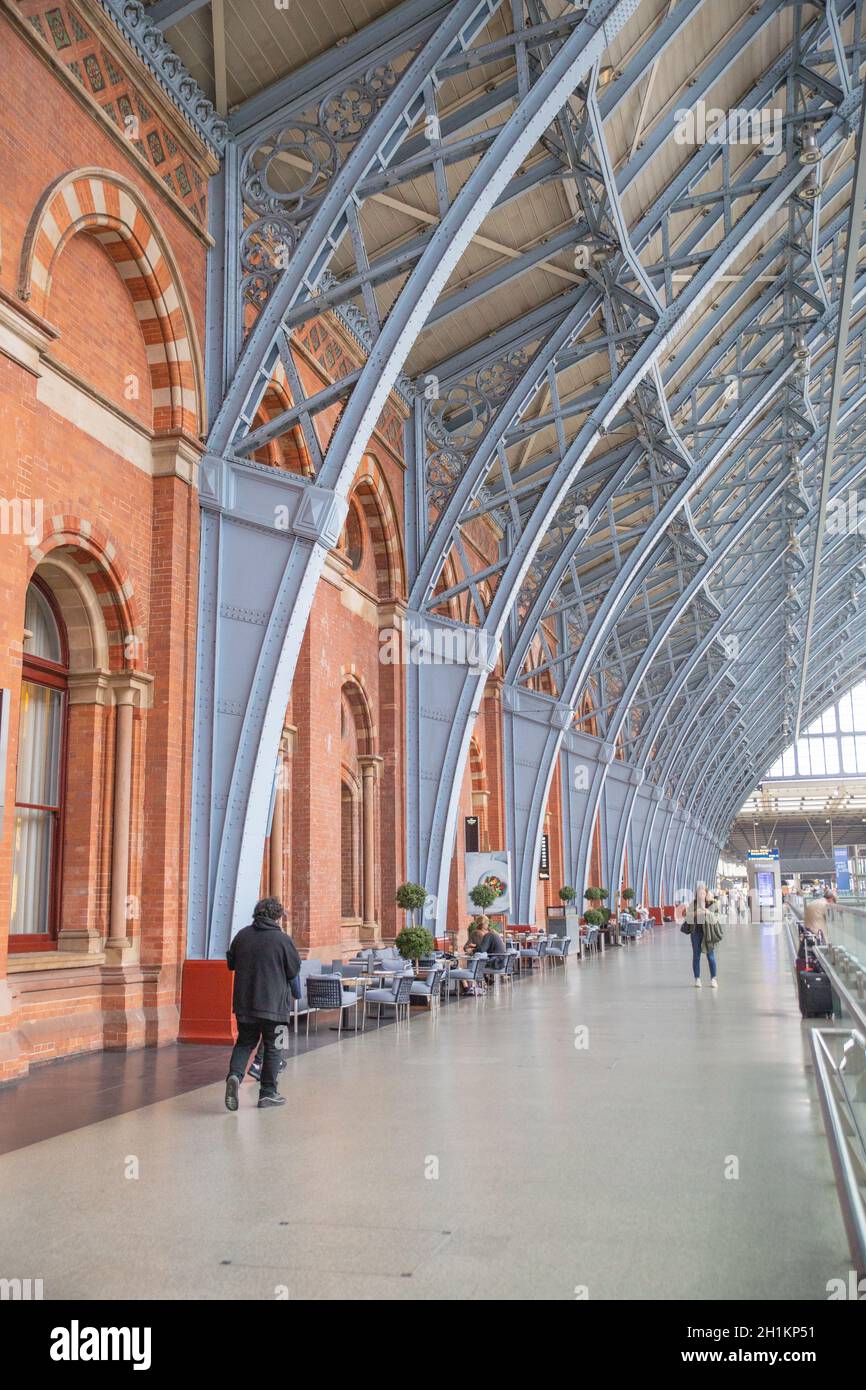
0, 923, 852, 1300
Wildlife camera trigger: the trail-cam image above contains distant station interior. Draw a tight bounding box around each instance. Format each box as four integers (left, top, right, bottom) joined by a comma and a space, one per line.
1, 0, 865, 1301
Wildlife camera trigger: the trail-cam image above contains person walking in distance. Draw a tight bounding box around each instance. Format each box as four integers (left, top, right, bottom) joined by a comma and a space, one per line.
224, 897, 301, 1111
685, 889, 723, 989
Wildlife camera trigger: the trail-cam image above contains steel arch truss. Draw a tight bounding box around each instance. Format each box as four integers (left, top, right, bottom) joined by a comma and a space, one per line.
187, 0, 866, 948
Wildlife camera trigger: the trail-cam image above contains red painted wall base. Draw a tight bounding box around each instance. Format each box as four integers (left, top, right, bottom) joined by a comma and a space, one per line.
178, 960, 236, 1045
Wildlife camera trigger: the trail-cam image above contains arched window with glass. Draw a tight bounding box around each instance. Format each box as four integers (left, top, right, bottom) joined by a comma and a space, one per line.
766, 678, 866, 778
10, 580, 68, 949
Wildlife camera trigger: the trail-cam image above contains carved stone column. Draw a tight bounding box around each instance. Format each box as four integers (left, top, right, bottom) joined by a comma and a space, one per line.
58, 669, 112, 955
358, 754, 384, 942
105, 673, 153, 964
269, 723, 296, 901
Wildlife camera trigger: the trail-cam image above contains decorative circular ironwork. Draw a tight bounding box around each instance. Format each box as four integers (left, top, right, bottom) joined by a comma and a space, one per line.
476, 349, 531, 402
240, 216, 299, 308
426, 384, 490, 452
426, 449, 464, 510
318, 64, 400, 141
241, 272, 276, 312
319, 82, 378, 142
240, 216, 298, 276
243, 123, 339, 219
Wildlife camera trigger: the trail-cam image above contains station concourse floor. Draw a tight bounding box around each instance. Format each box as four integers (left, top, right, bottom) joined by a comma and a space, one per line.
0, 921, 852, 1301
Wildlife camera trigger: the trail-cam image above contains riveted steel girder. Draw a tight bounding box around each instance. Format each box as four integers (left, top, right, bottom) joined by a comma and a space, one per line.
189, 0, 866, 947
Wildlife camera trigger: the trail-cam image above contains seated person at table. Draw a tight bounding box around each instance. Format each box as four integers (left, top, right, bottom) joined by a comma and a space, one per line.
468, 915, 506, 957
460, 927, 487, 992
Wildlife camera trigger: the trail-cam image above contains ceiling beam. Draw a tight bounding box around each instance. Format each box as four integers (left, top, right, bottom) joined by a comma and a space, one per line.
148, 0, 211, 27
795, 79, 866, 740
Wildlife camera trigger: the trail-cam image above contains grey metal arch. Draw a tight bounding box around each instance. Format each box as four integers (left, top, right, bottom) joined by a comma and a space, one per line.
512, 254, 866, 916
410, 14, 860, 927
514, 91, 866, 911
633, 546, 866, 900
693, 633, 866, 843
193, 0, 671, 951
644, 358, 866, 867
622, 457, 866, 899
625, 490, 866, 898
186, 0, 864, 951
711, 654, 866, 843
574, 419, 866, 906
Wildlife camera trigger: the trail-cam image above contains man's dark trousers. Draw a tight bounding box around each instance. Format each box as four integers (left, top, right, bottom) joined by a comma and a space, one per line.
228, 1018, 282, 1096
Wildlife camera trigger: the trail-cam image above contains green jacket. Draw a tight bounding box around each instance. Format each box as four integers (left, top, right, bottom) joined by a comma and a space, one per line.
689, 903, 724, 953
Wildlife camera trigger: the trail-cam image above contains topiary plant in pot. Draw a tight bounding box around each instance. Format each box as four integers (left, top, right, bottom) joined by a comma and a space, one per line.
395, 924, 434, 964
396, 881, 428, 928
559, 885, 577, 904
469, 882, 498, 912
584, 908, 606, 927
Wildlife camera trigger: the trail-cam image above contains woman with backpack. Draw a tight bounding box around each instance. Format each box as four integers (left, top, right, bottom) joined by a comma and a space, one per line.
683, 889, 723, 988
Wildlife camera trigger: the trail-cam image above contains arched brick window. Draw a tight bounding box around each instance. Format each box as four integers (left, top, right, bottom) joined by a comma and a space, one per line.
10, 580, 69, 947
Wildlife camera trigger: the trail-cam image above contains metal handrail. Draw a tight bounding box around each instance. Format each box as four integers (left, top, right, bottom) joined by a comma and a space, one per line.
808, 1026, 866, 1280
784, 902, 866, 1035
815, 944, 866, 1036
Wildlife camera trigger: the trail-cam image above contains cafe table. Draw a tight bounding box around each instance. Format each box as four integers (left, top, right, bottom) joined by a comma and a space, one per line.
328, 973, 375, 1031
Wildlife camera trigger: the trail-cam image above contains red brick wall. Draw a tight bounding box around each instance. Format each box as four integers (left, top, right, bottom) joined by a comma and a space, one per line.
44, 231, 154, 425
0, 9, 206, 1081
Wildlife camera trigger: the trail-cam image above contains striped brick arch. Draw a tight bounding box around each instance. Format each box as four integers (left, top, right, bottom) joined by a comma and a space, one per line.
18, 168, 204, 437
348, 463, 405, 601
252, 374, 312, 474
28, 513, 144, 674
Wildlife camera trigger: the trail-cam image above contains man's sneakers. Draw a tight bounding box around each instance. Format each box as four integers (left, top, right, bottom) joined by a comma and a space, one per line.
693, 978, 702, 987
249, 1057, 287, 1082
710, 978, 718, 989
224, 1074, 240, 1112
225, 1073, 286, 1110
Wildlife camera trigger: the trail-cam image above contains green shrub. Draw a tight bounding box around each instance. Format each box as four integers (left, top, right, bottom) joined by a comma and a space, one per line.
469, 882, 498, 910
559, 885, 577, 903
396, 881, 428, 926
395, 925, 434, 961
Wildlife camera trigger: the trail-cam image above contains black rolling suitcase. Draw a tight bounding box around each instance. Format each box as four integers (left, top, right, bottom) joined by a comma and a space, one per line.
797, 938, 833, 1017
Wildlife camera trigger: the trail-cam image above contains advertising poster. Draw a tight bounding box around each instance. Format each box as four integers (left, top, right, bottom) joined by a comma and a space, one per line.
465, 850, 512, 915
833, 844, 851, 893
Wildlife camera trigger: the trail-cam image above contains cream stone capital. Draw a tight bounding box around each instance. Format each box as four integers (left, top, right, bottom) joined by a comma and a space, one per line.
67, 668, 112, 706
359, 754, 385, 780
151, 432, 204, 488
378, 599, 407, 626
108, 671, 155, 710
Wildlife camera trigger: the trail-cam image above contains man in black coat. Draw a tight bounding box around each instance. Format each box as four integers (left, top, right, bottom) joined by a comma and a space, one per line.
224, 897, 301, 1111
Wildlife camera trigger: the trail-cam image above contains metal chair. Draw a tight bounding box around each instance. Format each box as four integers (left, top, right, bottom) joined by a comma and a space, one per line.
546, 936, 572, 967
497, 952, 517, 988
519, 938, 546, 973
410, 965, 443, 1011
580, 926, 598, 958
365, 973, 414, 1024
448, 953, 487, 998
306, 974, 361, 1035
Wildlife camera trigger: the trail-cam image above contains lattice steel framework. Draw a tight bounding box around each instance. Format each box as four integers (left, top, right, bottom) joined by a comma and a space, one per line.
102, 0, 866, 947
